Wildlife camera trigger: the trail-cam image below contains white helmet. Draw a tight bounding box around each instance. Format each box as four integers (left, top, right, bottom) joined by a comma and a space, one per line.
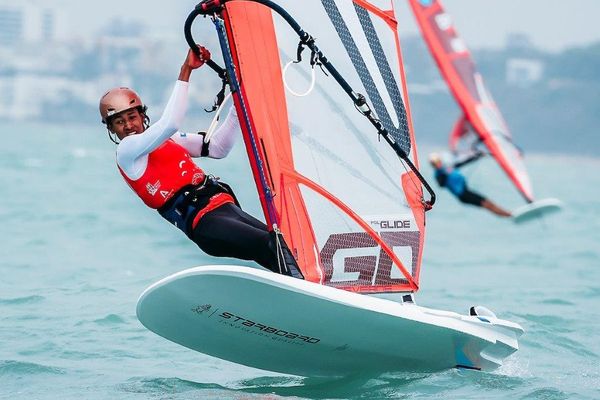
429, 152, 442, 165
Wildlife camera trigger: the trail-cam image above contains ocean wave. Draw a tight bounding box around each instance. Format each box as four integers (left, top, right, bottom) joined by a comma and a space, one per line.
520, 387, 570, 400
118, 377, 225, 396
93, 314, 127, 325
539, 298, 576, 306
0, 295, 45, 305
0, 360, 65, 376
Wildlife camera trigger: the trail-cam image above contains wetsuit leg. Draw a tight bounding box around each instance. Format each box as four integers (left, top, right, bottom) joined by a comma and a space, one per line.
191, 203, 303, 278
457, 188, 511, 217
192, 203, 271, 263
457, 188, 485, 206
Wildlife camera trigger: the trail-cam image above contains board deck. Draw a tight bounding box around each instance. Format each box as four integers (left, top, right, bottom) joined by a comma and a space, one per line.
137, 266, 523, 377
512, 198, 563, 224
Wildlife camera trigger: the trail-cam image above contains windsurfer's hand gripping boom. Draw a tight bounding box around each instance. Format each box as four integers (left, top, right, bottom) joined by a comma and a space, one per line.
179, 45, 211, 82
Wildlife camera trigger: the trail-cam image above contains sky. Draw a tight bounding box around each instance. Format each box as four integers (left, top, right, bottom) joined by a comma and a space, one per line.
58, 0, 600, 52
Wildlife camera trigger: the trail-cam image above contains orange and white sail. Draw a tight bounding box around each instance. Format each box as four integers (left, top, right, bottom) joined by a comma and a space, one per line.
408, 0, 534, 202
214, 0, 427, 293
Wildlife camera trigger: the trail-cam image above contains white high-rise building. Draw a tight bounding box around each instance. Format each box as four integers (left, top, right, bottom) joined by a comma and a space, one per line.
506, 59, 544, 88
0, 0, 68, 45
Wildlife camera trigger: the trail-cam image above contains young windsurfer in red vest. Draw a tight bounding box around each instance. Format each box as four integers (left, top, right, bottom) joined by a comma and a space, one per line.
99, 46, 303, 279
429, 152, 512, 217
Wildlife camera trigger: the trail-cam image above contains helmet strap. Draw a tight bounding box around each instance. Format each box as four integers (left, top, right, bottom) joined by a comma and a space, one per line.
106, 128, 120, 145
142, 113, 150, 130
139, 105, 150, 130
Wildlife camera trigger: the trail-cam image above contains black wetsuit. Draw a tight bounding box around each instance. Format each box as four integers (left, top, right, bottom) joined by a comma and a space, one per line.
158, 179, 303, 279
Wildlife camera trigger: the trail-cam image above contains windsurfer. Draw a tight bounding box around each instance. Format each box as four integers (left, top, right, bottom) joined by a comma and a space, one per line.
429, 152, 512, 217
99, 46, 303, 279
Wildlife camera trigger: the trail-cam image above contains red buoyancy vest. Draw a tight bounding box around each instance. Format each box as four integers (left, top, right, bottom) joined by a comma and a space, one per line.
118, 139, 207, 209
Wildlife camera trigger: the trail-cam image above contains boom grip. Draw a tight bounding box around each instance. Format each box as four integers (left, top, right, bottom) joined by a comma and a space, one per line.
184, 5, 228, 79
184, 8, 202, 58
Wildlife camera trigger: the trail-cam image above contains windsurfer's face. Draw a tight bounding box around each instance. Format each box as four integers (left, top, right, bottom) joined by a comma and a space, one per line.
430, 159, 442, 169
109, 109, 145, 139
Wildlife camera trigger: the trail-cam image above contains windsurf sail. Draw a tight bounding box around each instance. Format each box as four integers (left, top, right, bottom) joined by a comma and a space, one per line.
187, 0, 433, 293
408, 0, 534, 202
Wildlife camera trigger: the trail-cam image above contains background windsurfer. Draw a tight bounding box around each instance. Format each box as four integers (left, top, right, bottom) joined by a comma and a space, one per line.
429, 152, 512, 217
99, 45, 303, 279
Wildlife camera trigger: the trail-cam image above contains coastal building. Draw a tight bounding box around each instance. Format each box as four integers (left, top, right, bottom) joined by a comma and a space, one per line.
0, 0, 68, 44
506, 58, 544, 87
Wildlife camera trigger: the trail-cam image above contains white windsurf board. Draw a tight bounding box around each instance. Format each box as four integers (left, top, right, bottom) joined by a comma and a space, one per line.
512, 198, 563, 224
137, 266, 523, 377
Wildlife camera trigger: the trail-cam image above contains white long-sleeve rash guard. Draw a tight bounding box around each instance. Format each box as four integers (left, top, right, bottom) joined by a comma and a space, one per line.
116, 80, 240, 180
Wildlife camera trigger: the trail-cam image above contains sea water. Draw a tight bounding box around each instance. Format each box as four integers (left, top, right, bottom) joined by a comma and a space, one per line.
1, 121, 599, 399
